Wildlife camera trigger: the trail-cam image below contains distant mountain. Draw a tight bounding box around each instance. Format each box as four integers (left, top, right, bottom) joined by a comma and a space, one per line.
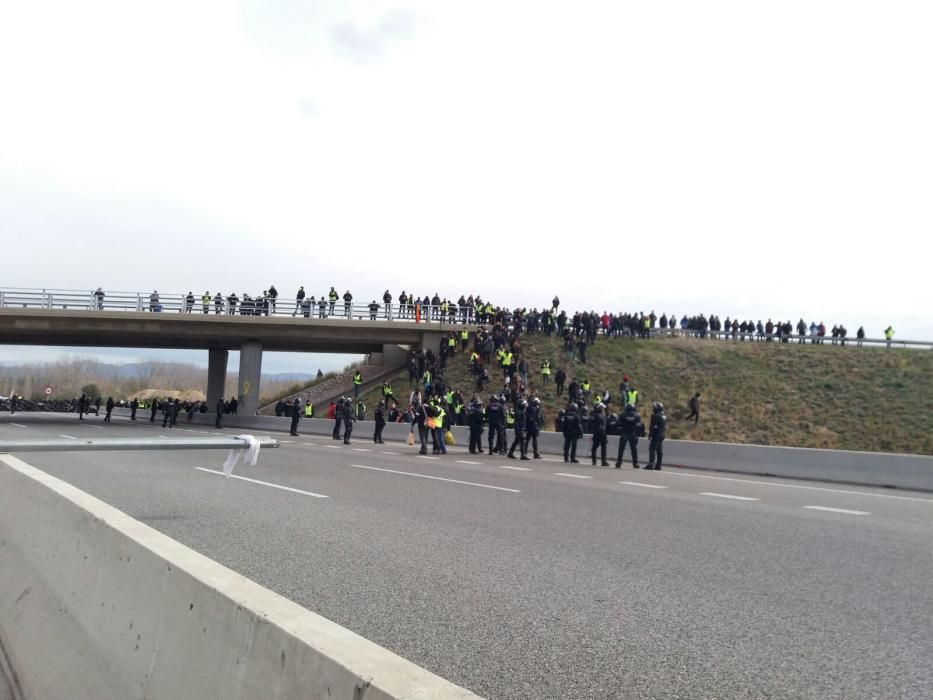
262, 372, 316, 382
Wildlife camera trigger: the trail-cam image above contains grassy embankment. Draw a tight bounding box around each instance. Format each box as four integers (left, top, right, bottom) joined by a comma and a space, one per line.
360, 335, 933, 455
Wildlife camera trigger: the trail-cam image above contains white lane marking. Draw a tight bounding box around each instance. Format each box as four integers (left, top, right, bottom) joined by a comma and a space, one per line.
195, 468, 328, 498
280, 440, 295, 443
10, 423, 28, 428
350, 464, 520, 493
297, 443, 317, 447
541, 457, 561, 462
554, 472, 593, 480
417, 455, 439, 460
500, 465, 532, 471
804, 506, 870, 516
457, 460, 481, 465
324, 444, 341, 449
59, 434, 77, 440
352, 448, 371, 452
700, 492, 760, 501
619, 481, 668, 489
382, 451, 399, 455
657, 471, 933, 503
82, 424, 103, 429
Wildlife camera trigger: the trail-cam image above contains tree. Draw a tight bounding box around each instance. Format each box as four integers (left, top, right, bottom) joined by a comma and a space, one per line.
81, 383, 100, 399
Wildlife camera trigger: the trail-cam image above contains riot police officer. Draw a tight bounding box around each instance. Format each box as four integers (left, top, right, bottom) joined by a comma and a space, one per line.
562, 402, 583, 463
468, 395, 485, 454
289, 398, 301, 436
647, 402, 667, 470
485, 394, 504, 456
590, 403, 609, 466
523, 396, 542, 459
616, 403, 644, 468
507, 398, 529, 460
374, 400, 386, 443
340, 397, 354, 444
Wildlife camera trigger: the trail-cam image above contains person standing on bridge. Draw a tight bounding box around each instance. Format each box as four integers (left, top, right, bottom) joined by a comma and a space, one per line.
369, 300, 379, 320
353, 370, 363, 398
288, 398, 301, 436
94, 287, 105, 310
268, 285, 278, 313
201, 291, 210, 314
328, 287, 338, 316
214, 292, 223, 314
149, 290, 160, 312
343, 289, 353, 317
184, 292, 194, 313
884, 325, 894, 348
383, 290, 392, 319
292, 286, 305, 316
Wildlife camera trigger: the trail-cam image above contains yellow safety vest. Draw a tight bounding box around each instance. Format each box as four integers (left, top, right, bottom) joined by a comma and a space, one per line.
353, 373, 362, 385
461, 331, 468, 340
582, 381, 590, 392
503, 353, 512, 366
304, 404, 313, 417
448, 337, 455, 347
627, 390, 638, 405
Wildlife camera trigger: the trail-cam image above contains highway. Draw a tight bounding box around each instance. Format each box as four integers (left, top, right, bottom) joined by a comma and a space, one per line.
2, 413, 931, 699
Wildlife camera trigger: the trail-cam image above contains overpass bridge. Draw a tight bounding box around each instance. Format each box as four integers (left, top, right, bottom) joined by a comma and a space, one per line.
0, 297, 458, 413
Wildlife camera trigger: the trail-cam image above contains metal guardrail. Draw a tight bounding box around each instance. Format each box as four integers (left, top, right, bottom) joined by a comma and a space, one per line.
0, 436, 279, 453
0, 286, 926, 348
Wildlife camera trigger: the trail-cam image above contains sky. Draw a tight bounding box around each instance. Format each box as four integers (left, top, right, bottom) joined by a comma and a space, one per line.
1, 1, 931, 373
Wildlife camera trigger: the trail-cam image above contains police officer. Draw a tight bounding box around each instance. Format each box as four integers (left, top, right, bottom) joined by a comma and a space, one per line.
149, 397, 158, 423
467, 395, 485, 454
507, 398, 529, 460
290, 398, 301, 436
523, 396, 542, 459
496, 394, 509, 454
485, 394, 504, 456
616, 403, 644, 468
332, 397, 345, 440
562, 402, 583, 463
130, 397, 139, 421
215, 395, 225, 429
590, 403, 609, 466
374, 400, 386, 443
340, 397, 354, 444
647, 402, 667, 470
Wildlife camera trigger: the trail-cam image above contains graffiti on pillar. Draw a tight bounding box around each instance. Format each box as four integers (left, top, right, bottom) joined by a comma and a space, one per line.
243, 381, 251, 396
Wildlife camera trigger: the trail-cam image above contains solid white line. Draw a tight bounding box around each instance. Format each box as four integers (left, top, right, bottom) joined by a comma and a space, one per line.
500, 465, 532, 471
82, 424, 103, 429
382, 451, 399, 455
619, 481, 668, 489
59, 434, 77, 440
541, 457, 562, 462
659, 471, 933, 503
350, 464, 520, 493
701, 492, 760, 501
9, 423, 27, 428
417, 455, 439, 460
554, 472, 593, 480
804, 506, 870, 516
280, 440, 295, 443
297, 443, 316, 447
194, 468, 328, 498
352, 448, 371, 452
457, 460, 481, 465
324, 444, 341, 449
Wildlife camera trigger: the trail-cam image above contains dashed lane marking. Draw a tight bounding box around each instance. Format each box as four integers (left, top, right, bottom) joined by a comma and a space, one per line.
59, 434, 77, 440
352, 448, 371, 452
700, 492, 760, 502
804, 506, 870, 516
500, 465, 532, 471
350, 464, 520, 493
9, 423, 27, 429
619, 481, 668, 489
381, 451, 399, 455
554, 472, 593, 480
657, 471, 932, 503
195, 468, 328, 498
456, 460, 481, 465
417, 455, 439, 460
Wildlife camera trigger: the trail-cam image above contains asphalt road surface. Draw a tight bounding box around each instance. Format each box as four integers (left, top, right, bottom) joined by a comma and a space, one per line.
2, 414, 931, 699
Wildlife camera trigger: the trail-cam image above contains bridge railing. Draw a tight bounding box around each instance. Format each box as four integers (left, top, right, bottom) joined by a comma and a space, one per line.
0, 287, 928, 348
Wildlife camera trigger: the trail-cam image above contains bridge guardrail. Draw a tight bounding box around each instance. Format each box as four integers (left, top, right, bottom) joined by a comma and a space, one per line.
0, 287, 927, 349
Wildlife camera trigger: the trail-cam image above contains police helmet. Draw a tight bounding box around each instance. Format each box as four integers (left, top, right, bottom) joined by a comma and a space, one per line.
567, 403, 578, 413
624, 403, 635, 414
518, 398, 528, 409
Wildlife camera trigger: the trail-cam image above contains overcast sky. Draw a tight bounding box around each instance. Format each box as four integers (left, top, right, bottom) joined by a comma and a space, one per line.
1, 1, 931, 373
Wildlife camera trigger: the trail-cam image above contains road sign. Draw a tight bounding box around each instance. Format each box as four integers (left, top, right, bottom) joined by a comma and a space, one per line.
44, 386, 53, 396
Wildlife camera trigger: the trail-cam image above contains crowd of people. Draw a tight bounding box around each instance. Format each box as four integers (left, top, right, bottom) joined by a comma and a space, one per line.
91, 286, 897, 347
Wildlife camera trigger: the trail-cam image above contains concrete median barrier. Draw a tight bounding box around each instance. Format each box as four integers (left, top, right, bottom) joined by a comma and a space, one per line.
0, 454, 480, 700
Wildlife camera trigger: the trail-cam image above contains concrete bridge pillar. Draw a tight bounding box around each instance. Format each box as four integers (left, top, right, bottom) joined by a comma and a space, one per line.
206, 349, 228, 409
237, 342, 263, 415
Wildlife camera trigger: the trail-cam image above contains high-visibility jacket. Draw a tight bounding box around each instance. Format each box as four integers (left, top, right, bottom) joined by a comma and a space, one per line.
445, 391, 454, 404
329, 291, 338, 301
423, 371, 432, 384
506, 409, 515, 427
581, 381, 590, 392
460, 330, 469, 340
627, 390, 638, 405
202, 295, 210, 304
470, 352, 479, 363
541, 361, 551, 375
502, 352, 513, 367
885, 327, 894, 340
304, 403, 314, 417
441, 302, 448, 313
436, 408, 446, 427
448, 337, 455, 347
352, 372, 362, 386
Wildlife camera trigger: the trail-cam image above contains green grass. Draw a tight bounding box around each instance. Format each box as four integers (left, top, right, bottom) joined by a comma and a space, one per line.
362, 335, 933, 455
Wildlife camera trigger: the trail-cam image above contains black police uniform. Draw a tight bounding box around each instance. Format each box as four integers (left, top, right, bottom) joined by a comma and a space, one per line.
468, 400, 485, 454
590, 409, 609, 466
616, 407, 643, 468
648, 408, 667, 470
562, 406, 583, 463
508, 402, 528, 460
